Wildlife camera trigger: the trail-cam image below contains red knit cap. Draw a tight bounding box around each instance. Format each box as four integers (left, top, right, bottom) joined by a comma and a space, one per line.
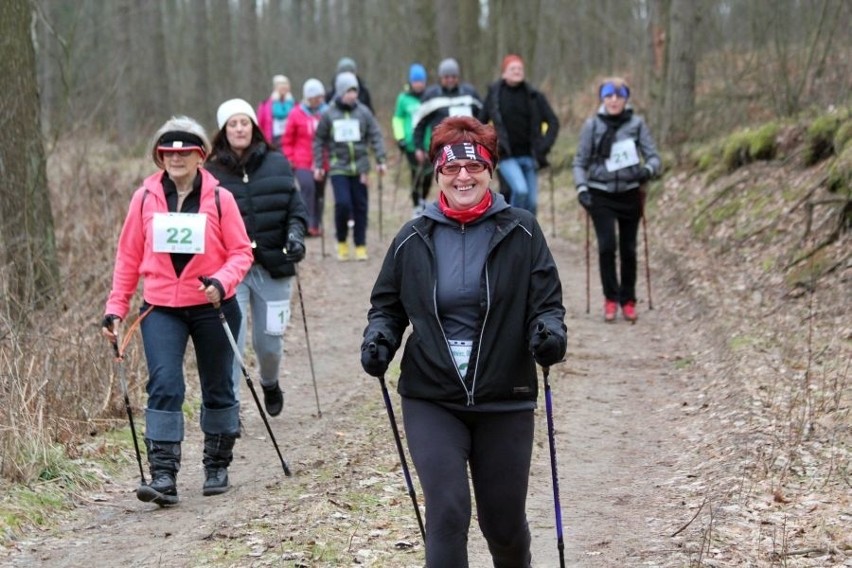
501, 54, 524, 73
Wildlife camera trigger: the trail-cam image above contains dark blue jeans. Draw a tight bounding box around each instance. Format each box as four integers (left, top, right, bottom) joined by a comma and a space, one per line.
330, 174, 368, 246
588, 188, 642, 304
140, 299, 241, 442
402, 397, 534, 568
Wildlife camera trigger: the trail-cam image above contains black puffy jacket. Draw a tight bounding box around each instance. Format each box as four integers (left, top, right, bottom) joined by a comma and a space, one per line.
207, 145, 308, 278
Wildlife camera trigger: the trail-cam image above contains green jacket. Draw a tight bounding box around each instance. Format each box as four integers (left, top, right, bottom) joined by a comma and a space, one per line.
392, 86, 427, 153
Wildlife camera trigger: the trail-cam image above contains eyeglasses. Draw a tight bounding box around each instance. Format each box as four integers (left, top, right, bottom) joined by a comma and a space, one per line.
438, 162, 488, 175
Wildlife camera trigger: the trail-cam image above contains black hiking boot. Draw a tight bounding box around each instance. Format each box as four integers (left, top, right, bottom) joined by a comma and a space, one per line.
202, 434, 236, 496
262, 382, 284, 417
137, 440, 180, 506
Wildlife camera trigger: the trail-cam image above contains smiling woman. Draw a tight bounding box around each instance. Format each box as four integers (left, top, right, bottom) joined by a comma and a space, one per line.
362, 116, 567, 566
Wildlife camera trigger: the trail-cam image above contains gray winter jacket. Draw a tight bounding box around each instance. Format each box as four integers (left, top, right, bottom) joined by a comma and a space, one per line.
313, 98, 386, 176
572, 105, 661, 193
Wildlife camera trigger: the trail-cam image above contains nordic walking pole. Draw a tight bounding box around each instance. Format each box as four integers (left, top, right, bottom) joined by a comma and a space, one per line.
110, 332, 147, 485
293, 265, 322, 417
392, 150, 404, 213
640, 189, 653, 310
585, 211, 591, 314
543, 364, 566, 568
370, 344, 426, 542
533, 322, 565, 566
378, 171, 384, 241
549, 167, 556, 239
199, 277, 292, 476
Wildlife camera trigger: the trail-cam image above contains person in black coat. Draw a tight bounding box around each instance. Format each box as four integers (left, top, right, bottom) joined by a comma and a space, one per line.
479, 54, 559, 216
205, 98, 308, 422
362, 116, 566, 567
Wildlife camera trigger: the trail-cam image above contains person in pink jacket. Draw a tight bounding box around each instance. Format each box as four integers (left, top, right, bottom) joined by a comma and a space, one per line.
101, 116, 252, 507
282, 78, 329, 236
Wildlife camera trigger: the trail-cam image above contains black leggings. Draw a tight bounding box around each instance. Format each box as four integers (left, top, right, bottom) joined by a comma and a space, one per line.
401, 397, 534, 568
588, 188, 642, 304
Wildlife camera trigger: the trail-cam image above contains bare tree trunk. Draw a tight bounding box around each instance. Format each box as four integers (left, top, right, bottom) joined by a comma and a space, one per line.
0, 0, 60, 318
660, 0, 698, 146
142, 0, 170, 129
112, 0, 134, 143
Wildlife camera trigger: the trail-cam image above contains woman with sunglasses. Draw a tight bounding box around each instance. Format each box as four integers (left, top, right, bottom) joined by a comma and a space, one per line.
361, 116, 566, 566
101, 116, 253, 505
573, 77, 661, 323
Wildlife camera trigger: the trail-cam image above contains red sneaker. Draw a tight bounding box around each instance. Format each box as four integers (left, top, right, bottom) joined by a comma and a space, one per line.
622, 301, 638, 322
604, 300, 618, 322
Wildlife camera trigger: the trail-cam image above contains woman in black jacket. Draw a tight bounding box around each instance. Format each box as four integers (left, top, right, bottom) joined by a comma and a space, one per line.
206, 98, 308, 420
361, 116, 566, 567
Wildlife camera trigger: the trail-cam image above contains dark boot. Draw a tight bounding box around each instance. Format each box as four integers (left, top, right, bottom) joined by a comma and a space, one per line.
202, 434, 236, 496
137, 440, 180, 506
262, 382, 284, 417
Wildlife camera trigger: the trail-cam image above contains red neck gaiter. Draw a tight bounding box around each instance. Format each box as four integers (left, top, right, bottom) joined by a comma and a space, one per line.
439, 190, 493, 224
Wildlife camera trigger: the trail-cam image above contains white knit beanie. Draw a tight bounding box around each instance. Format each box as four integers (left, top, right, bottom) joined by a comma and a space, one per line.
216, 98, 258, 130
302, 78, 325, 100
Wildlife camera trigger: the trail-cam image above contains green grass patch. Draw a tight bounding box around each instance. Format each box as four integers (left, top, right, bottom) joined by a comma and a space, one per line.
803, 114, 842, 166
827, 144, 852, 195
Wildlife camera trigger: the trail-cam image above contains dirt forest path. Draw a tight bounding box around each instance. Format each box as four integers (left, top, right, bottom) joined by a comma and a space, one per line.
4, 196, 702, 567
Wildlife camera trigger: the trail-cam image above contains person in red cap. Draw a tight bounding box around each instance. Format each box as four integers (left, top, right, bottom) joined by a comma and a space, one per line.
101, 115, 252, 505
480, 54, 560, 217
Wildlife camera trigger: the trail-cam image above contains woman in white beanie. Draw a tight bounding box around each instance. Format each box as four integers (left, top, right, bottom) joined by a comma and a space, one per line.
205, 98, 309, 431
282, 79, 329, 237
101, 115, 253, 505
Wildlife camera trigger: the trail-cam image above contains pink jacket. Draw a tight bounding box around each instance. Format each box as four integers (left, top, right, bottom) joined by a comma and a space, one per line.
104, 168, 253, 319
282, 103, 324, 170
257, 98, 274, 143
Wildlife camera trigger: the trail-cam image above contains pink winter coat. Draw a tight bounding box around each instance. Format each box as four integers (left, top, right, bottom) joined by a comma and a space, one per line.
282, 103, 326, 170
257, 98, 275, 143
104, 168, 253, 319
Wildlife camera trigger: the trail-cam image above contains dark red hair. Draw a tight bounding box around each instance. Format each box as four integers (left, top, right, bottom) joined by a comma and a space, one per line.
428, 116, 499, 165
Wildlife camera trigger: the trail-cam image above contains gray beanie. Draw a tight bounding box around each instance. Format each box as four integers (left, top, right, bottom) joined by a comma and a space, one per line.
335, 72, 359, 97
302, 78, 325, 100
438, 58, 460, 77
337, 57, 357, 73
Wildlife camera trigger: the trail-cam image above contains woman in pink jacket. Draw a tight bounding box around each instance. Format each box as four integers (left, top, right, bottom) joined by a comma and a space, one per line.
101, 116, 252, 506
282, 78, 329, 236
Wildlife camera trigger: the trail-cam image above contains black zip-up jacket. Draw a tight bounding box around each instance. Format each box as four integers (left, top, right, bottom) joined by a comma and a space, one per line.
479, 79, 560, 168
206, 145, 308, 278
364, 193, 566, 406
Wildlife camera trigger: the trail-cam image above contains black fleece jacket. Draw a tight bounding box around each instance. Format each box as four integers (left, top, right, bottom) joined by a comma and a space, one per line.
364, 192, 566, 407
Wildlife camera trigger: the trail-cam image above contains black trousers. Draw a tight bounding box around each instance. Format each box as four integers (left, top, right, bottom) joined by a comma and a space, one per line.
402, 396, 534, 568
588, 188, 642, 304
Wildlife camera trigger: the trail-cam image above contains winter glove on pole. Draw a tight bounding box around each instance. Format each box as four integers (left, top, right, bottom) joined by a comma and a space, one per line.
577, 189, 592, 211
361, 340, 391, 378
283, 236, 306, 263
530, 321, 564, 367
637, 165, 653, 184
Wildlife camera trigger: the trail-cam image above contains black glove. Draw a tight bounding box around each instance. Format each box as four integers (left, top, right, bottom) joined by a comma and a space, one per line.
101, 314, 121, 331
396, 139, 408, 152
529, 322, 564, 367
361, 340, 391, 378
577, 190, 592, 211
637, 167, 652, 184
282, 237, 306, 263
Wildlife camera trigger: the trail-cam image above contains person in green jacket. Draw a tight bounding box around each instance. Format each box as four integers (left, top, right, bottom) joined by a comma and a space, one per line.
392, 63, 432, 217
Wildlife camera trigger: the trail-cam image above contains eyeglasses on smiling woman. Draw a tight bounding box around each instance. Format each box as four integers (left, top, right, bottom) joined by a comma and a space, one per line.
438, 161, 489, 175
